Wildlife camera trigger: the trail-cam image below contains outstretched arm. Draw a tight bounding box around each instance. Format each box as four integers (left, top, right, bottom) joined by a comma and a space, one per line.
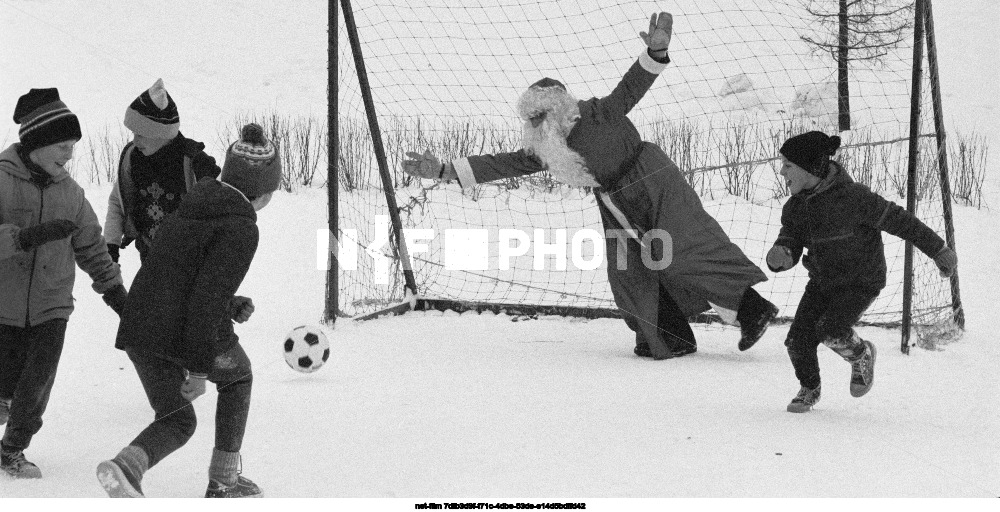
402, 149, 545, 189
598, 12, 673, 118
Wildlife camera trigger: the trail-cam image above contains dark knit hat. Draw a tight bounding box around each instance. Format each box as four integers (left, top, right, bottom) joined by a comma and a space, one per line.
529, 77, 566, 91
221, 123, 282, 199
124, 78, 179, 139
13, 88, 82, 154
780, 131, 841, 178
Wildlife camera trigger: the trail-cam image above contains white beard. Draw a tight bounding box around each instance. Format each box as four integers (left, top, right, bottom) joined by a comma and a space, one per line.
518, 86, 599, 188
522, 117, 599, 188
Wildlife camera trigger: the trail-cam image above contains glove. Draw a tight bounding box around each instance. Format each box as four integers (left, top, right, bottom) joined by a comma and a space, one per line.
180, 373, 207, 402
640, 12, 673, 54
102, 284, 129, 316
17, 219, 78, 252
107, 243, 120, 263
403, 150, 456, 181
933, 246, 957, 278
766, 245, 794, 272
230, 296, 255, 323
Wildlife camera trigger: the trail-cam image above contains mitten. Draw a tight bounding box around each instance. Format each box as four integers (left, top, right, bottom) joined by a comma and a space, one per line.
180, 374, 207, 402
639, 12, 672, 63
17, 219, 78, 251
102, 284, 129, 316
107, 243, 120, 263
230, 296, 255, 323
766, 245, 794, 272
933, 246, 957, 278
402, 150, 455, 180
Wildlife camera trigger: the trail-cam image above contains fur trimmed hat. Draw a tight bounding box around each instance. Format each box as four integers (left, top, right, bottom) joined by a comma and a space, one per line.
124, 78, 179, 139
780, 131, 841, 178
220, 123, 282, 199
13, 88, 82, 154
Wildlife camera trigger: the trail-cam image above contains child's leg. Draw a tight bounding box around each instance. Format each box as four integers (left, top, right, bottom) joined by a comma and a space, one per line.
210, 343, 253, 454
208, 343, 253, 487
125, 350, 196, 469
1, 319, 67, 451
815, 290, 878, 359
785, 283, 827, 390
0, 324, 29, 403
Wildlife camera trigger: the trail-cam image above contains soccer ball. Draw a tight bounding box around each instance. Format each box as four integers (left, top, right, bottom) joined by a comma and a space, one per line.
283, 325, 330, 373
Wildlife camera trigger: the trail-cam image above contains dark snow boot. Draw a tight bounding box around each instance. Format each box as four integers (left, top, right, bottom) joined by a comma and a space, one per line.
1, 443, 42, 479
97, 445, 148, 497
634, 341, 696, 359
848, 339, 877, 398
737, 288, 779, 351
206, 475, 263, 498
0, 398, 10, 425
205, 449, 262, 498
786, 385, 821, 413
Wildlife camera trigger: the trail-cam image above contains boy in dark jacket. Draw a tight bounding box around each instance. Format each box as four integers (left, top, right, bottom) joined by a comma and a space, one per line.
97, 124, 281, 498
0, 88, 126, 478
767, 131, 958, 413
104, 79, 221, 266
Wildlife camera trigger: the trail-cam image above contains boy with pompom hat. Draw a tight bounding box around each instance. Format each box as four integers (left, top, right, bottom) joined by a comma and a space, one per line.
97, 124, 281, 498
105, 78, 221, 266
1, 88, 125, 479
768, 131, 958, 412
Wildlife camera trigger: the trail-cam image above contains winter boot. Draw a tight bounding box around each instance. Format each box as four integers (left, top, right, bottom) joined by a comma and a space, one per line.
737, 289, 779, 351
634, 341, 696, 359
848, 339, 877, 398
0, 398, 10, 425
786, 385, 821, 413
1, 443, 42, 479
206, 475, 263, 498
97, 445, 148, 498
205, 449, 262, 498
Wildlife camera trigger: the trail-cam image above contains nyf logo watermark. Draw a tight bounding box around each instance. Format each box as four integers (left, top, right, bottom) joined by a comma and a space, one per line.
317, 216, 672, 283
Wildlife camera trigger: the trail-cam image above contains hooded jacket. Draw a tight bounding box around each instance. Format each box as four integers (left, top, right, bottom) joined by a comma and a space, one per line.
0, 144, 122, 327
115, 177, 259, 374
773, 161, 945, 292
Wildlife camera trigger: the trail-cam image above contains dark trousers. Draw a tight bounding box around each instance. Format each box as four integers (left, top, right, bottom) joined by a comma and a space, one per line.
645, 283, 696, 351
785, 281, 878, 389
0, 319, 68, 450
126, 343, 252, 468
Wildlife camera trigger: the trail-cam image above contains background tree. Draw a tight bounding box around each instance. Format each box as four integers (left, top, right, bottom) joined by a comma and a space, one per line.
799, 0, 915, 131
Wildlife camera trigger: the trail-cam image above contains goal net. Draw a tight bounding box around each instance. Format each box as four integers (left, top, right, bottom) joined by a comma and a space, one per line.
333, 0, 958, 341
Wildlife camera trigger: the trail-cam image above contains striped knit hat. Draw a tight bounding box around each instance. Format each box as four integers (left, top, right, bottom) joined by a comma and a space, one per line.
13, 88, 82, 154
221, 123, 282, 199
124, 78, 179, 139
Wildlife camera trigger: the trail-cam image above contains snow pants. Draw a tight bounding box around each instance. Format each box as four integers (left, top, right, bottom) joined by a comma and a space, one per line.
126, 343, 252, 468
0, 319, 67, 450
785, 280, 878, 389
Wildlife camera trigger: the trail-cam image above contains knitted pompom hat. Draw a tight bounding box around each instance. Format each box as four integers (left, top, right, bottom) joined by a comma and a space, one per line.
220, 123, 282, 199
13, 88, 82, 153
124, 78, 179, 139
780, 131, 841, 178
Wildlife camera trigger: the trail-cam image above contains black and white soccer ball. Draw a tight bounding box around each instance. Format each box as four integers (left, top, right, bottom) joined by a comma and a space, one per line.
283, 325, 330, 373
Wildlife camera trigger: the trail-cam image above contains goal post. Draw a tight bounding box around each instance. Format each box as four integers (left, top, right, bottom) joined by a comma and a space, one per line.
329, 0, 962, 349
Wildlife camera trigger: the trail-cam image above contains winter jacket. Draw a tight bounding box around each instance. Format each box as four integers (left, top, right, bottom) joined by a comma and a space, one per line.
772, 162, 945, 293
0, 144, 123, 327
105, 133, 220, 258
115, 178, 259, 375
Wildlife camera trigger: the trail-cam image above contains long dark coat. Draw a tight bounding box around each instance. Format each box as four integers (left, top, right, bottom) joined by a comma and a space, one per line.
451, 52, 766, 358
115, 178, 259, 375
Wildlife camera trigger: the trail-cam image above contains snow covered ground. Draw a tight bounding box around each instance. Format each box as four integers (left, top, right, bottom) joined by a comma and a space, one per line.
1, 0, 998, 507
